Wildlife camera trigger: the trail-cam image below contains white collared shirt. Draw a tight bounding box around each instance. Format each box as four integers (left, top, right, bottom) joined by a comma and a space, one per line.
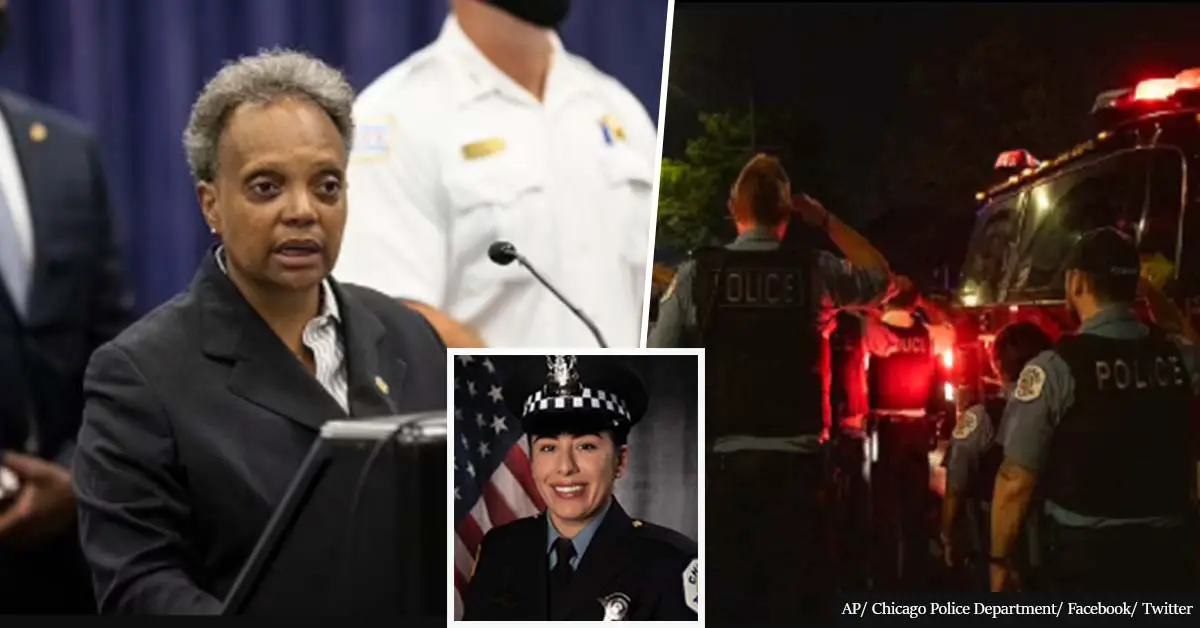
334, 15, 657, 348
216, 247, 349, 412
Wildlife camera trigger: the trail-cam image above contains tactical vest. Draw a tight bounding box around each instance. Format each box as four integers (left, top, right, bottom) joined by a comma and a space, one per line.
1044, 329, 1194, 518
867, 320, 934, 412
690, 246, 823, 440
969, 397, 1009, 502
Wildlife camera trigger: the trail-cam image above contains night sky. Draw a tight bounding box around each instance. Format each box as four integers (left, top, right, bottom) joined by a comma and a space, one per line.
665, 2, 1200, 228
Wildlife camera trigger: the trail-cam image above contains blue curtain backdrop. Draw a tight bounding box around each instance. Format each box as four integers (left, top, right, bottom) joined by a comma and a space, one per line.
0, 0, 667, 314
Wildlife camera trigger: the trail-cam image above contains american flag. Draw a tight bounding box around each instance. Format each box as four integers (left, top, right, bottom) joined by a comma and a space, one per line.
452, 355, 546, 620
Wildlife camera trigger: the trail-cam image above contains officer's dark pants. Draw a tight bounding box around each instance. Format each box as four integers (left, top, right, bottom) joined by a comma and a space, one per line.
1040, 519, 1198, 592
870, 415, 933, 591
708, 449, 835, 625
831, 428, 872, 591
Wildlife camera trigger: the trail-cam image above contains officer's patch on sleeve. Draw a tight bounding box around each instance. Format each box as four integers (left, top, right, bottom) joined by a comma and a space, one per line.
1013, 364, 1047, 402
682, 558, 698, 613
952, 408, 980, 440
351, 115, 396, 163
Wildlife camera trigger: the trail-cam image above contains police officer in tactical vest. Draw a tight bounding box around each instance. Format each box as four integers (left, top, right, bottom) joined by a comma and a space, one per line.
861, 289, 941, 589
941, 321, 1051, 590
649, 153, 894, 621
991, 227, 1200, 592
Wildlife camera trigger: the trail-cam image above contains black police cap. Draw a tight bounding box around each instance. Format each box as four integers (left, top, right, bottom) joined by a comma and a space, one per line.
503, 355, 648, 439
1063, 227, 1140, 280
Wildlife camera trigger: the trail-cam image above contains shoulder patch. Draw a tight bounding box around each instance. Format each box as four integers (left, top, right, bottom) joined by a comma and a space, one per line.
952, 408, 980, 440
350, 114, 397, 163
1013, 364, 1047, 402
682, 558, 698, 613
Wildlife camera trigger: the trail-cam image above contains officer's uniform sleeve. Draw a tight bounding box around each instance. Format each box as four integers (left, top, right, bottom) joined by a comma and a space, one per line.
999, 350, 1074, 474
647, 262, 696, 348
334, 97, 449, 308
814, 250, 891, 309
945, 404, 995, 494
1168, 335, 1200, 397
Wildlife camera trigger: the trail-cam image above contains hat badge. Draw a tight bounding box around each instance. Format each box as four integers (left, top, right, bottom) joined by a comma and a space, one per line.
544, 355, 582, 397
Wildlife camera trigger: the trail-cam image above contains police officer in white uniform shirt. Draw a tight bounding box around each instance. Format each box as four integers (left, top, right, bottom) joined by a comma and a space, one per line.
334, 0, 657, 348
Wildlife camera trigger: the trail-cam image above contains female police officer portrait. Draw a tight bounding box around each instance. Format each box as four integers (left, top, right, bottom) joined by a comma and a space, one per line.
457, 354, 698, 621
70, 50, 447, 614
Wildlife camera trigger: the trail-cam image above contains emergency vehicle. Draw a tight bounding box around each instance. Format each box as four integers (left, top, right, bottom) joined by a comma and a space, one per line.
949, 68, 1200, 410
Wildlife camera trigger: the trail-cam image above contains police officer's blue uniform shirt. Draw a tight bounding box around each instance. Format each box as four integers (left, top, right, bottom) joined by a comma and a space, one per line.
1001, 306, 1200, 527
648, 227, 890, 348
546, 497, 613, 571
946, 394, 1013, 494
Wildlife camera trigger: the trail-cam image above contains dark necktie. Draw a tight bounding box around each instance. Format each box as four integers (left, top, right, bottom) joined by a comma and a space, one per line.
551, 537, 576, 583
548, 537, 576, 616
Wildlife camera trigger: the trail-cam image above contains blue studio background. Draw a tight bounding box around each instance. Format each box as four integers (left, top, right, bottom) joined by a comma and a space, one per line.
0, 0, 668, 314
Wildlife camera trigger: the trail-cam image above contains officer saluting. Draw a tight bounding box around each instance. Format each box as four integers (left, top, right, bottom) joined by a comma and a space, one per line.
649, 154, 894, 621
941, 321, 1050, 588
991, 228, 1200, 592
462, 356, 698, 621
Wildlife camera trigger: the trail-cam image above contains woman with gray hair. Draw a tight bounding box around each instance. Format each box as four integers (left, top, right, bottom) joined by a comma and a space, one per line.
71, 49, 447, 615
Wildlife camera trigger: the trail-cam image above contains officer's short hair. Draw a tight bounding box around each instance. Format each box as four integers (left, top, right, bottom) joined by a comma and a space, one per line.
1063, 227, 1140, 304
992, 321, 1052, 383
733, 154, 791, 227
183, 48, 355, 183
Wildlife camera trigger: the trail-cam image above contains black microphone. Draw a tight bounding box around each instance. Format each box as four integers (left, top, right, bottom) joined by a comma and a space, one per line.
487, 241, 609, 348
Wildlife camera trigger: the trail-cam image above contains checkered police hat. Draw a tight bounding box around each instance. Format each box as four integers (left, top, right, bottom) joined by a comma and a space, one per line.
503, 355, 648, 438
1063, 227, 1140, 279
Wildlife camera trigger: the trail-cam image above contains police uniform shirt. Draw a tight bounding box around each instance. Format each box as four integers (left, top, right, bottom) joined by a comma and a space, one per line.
946, 400, 1008, 496
648, 227, 890, 348
464, 499, 698, 621
335, 16, 657, 348
1001, 306, 1200, 526
547, 497, 610, 571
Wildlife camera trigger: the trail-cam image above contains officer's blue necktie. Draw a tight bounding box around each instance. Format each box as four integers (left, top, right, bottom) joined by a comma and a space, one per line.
0, 184, 29, 318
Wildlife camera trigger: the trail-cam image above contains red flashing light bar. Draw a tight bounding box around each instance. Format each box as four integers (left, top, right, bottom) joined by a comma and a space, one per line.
994, 149, 1039, 170
1133, 78, 1178, 101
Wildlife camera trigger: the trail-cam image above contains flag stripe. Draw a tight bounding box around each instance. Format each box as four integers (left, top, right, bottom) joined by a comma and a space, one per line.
458, 514, 485, 562
505, 444, 546, 511
453, 356, 542, 620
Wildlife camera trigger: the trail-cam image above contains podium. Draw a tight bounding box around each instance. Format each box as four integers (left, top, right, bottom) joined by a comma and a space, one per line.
223, 412, 446, 617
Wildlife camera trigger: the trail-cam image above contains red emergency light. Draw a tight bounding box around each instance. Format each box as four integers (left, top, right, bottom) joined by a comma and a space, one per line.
994, 149, 1039, 171
1133, 78, 1178, 101
1092, 67, 1200, 127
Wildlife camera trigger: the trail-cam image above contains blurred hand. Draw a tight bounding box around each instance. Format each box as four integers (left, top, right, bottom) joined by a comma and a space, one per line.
791, 194, 830, 227
0, 452, 76, 549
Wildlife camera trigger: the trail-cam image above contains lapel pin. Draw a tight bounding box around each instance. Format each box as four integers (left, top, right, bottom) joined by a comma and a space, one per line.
374, 375, 389, 396
29, 122, 47, 143
631, 520, 643, 528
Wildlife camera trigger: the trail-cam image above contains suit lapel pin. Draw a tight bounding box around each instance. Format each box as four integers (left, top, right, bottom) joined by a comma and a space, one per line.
374, 375, 389, 396
599, 592, 631, 621
29, 122, 47, 143
631, 520, 643, 528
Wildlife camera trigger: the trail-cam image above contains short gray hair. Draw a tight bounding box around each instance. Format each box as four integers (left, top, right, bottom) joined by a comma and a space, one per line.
183, 48, 355, 183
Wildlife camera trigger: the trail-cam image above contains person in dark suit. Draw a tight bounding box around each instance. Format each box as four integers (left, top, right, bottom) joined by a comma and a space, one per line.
463, 356, 698, 621
0, 3, 134, 614
71, 49, 447, 615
